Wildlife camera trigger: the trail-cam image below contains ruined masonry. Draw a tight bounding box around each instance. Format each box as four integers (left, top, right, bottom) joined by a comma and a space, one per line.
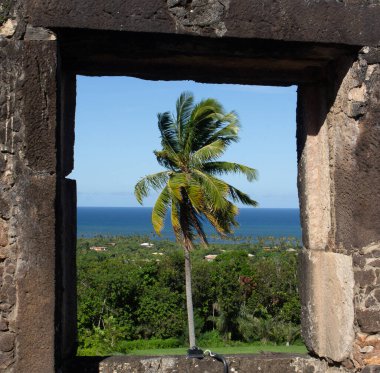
1, 0, 380, 372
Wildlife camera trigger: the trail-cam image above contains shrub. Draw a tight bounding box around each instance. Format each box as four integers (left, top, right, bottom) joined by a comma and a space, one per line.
118, 338, 182, 353
197, 330, 224, 347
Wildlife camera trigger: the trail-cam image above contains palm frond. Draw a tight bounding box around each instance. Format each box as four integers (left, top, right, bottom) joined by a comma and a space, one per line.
171, 198, 182, 241
190, 139, 227, 166
134, 171, 171, 204
176, 92, 194, 145
193, 110, 239, 151
228, 185, 258, 206
186, 180, 204, 211
206, 120, 240, 146
202, 161, 257, 182
167, 172, 187, 202
154, 149, 180, 170
157, 112, 179, 153
192, 170, 229, 211
152, 185, 171, 234
202, 201, 238, 236
184, 99, 225, 154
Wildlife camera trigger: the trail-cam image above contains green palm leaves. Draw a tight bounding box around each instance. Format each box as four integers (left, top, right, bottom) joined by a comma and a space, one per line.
134, 91, 258, 244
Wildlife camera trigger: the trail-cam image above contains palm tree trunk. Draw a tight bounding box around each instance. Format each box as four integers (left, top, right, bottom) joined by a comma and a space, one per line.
184, 245, 196, 348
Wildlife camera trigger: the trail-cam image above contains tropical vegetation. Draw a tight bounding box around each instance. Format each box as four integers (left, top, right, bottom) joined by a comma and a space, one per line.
77, 235, 303, 356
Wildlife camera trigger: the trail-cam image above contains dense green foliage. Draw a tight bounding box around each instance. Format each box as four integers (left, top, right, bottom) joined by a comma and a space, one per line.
77, 235, 302, 355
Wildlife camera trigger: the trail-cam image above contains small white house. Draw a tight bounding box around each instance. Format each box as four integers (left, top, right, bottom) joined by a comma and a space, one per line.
90, 246, 107, 252
204, 254, 217, 262
140, 242, 154, 248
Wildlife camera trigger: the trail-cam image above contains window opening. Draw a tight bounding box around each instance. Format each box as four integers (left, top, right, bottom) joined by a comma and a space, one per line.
70, 76, 302, 357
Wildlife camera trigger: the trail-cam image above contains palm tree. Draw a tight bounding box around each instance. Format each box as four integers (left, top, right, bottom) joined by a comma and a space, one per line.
134, 92, 258, 349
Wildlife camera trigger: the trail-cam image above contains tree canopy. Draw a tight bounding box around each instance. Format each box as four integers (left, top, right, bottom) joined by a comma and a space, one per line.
135, 91, 258, 244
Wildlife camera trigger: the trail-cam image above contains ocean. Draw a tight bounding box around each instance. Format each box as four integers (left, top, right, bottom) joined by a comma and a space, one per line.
77, 207, 302, 241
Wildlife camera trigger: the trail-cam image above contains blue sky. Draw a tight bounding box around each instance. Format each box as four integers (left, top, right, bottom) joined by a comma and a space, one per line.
70, 76, 298, 208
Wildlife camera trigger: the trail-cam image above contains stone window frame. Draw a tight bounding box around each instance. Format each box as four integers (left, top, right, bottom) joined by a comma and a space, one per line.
2, 21, 379, 371
56, 32, 363, 368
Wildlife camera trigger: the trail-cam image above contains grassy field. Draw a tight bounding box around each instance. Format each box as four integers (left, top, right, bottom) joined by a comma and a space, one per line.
127, 344, 308, 356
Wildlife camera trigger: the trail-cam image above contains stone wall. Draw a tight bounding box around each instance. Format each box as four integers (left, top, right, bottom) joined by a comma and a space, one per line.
0, 0, 380, 372
97, 354, 351, 373
328, 47, 380, 370
0, 25, 58, 372
297, 47, 380, 370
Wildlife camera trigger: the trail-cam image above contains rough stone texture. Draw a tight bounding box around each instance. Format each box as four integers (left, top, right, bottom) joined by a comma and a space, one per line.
297, 48, 380, 253
352, 333, 380, 368
296, 82, 332, 251
0, 39, 57, 372
326, 50, 380, 252
362, 366, 380, 373
167, 0, 229, 36
23, 0, 380, 46
297, 46, 380, 369
354, 244, 380, 333
71, 354, 349, 373
317, 47, 380, 369
298, 250, 355, 362
352, 242, 380, 369
0, 19, 17, 37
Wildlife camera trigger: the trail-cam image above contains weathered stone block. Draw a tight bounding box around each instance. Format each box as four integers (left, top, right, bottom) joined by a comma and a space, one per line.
0, 220, 8, 246
22, 42, 57, 173
0, 333, 15, 352
297, 84, 331, 251
355, 270, 376, 288
363, 47, 380, 64
361, 366, 380, 373
299, 250, 354, 362
324, 57, 380, 250
0, 351, 14, 371
368, 260, 380, 268
91, 354, 347, 373
353, 254, 366, 269
365, 295, 378, 308
0, 319, 8, 332
357, 310, 380, 333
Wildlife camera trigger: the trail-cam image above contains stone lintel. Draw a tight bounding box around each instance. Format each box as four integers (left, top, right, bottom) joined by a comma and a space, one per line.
25, 0, 380, 47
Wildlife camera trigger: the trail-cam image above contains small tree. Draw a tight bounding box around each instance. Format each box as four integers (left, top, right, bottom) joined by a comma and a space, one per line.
135, 92, 257, 348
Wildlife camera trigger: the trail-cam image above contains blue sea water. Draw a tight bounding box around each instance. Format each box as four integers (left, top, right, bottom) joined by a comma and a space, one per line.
77, 207, 302, 240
